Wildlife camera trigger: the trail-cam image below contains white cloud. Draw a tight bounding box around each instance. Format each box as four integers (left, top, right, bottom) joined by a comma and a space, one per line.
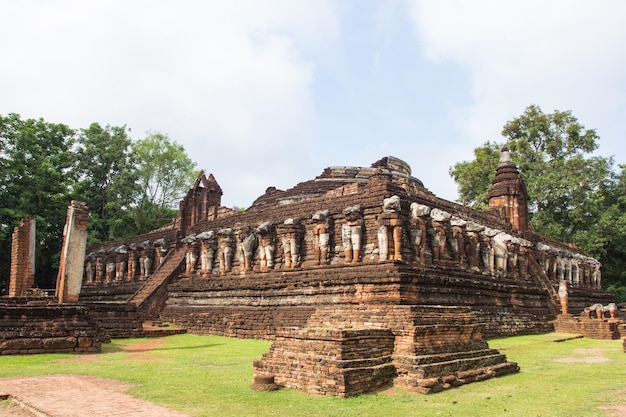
408, 0, 626, 161
0, 0, 340, 207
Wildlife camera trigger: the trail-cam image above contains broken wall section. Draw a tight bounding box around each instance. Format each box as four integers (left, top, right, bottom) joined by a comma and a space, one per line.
57, 201, 89, 303
8, 216, 35, 297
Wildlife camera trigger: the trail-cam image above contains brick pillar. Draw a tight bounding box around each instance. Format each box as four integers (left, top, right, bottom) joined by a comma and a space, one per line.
57, 201, 89, 303
8, 216, 36, 297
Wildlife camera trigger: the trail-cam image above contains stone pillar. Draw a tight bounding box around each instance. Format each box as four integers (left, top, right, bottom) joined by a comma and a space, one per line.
8, 216, 36, 297
56, 201, 89, 303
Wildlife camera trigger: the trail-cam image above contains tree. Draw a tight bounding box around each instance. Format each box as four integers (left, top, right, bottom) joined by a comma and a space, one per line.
450, 105, 614, 241
0, 113, 75, 289
73, 123, 140, 244
449, 141, 501, 208
501, 105, 613, 242
575, 165, 626, 299
449, 105, 622, 293
131, 132, 197, 234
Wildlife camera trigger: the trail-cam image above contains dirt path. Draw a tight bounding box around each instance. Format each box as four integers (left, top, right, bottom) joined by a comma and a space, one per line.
0, 375, 192, 417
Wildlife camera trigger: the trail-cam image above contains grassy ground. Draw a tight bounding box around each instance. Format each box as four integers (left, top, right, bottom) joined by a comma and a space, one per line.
0, 333, 624, 417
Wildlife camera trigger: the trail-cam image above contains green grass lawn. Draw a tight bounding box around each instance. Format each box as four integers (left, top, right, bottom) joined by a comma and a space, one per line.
0, 333, 624, 417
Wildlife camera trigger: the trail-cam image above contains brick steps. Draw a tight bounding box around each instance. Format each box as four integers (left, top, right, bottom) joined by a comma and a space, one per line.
553, 316, 624, 340
128, 247, 186, 315
254, 305, 519, 397
141, 323, 187, 338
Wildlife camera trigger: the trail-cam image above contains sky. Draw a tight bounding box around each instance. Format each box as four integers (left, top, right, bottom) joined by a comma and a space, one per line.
1, 0, 625, 209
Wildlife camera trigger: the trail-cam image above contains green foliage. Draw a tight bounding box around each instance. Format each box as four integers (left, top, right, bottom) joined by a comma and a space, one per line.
502, 105, 612, 242
450, 105, 624, 289
606, 284, 626, 303
131, 132, 197, 234
449, 141, 500, 208
74, 123, 140, 243
0, 113, 197, 290
0, 333, 625, 416
0, 113, 75, 289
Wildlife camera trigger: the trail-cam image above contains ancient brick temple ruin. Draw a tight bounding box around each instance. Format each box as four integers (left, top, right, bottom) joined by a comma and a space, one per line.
3, 150, 618, 395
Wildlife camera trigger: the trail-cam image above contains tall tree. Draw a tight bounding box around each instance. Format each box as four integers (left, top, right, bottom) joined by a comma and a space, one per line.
0, 113, 75, 289
449, 105, 620, 293
131, 132, 197, 234
74, 123, 140, 243
450, 105, 613, 241
501, 105, 613, 241
575, 165, 626, 298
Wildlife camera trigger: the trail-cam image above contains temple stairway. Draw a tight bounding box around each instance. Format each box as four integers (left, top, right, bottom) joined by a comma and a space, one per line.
128, 246, 187, 321
527, 255, 560, 315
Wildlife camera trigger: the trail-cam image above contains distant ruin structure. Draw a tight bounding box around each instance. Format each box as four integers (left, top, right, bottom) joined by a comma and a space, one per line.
56, 201, 89, 303
8, 216, 35, 297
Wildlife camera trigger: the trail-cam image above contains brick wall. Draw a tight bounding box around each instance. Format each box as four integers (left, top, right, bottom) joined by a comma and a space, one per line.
0, 303, 102, 355
8, 216, 35, 297
85, 302, 145, 340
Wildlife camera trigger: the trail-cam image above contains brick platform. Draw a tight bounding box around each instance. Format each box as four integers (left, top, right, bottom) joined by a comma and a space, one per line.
0, 303, 102, 355
553, 315, 624, 340
253, 305, 519, 397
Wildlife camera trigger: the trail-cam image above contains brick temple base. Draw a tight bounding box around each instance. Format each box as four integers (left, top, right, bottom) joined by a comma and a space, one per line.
553, 315, 625, 340
253, 305, 519, 397
0, 302, 102, 355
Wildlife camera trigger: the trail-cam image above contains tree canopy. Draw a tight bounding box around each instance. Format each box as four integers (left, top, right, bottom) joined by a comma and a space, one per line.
0, 114, 196, 291
450, 105, 625, 299
0, 114, 76, 290
132, 132, 197, 234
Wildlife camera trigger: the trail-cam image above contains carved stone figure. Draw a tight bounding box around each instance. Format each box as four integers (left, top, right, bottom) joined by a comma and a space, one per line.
138, 240, 153, 280
377, 196, 405, 262
342, 205, 363, 263
428, 209, 451, 263
563, 256, 572, 283
549, 250, 558, 281
197, 230, 217, 276
217, 228, 234, 275
280, 218, 303, 269
558, 280, 569, 316
592, 262, 602, 288
479, 231, 495, 275
154, 238, 169, 267
584, 303, 605, 319
536, 243, 551, 278
311, 210, 330, 266
409, 203, 430, 267
105, 250, 116, 282
492, 232, 511, 277
571, 257, 580, 285
236, 225, 257, 274
114, 245, 128, 281
95, 250, 106, 283
448, 217, 466, 265
182, 234, 198, 274
257, 222, 275, 272
464, 222, 483, 272
556, 254, 565, 282
518, 241, 530, 279
127, 243, 138, 281
607, 302, 617, 319
506, 241, 518, 280
84, 253, 96, 283
581, 260, 591, 286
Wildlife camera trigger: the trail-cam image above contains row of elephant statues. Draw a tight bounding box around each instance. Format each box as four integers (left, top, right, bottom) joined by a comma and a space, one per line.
83, 196, 601, 286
